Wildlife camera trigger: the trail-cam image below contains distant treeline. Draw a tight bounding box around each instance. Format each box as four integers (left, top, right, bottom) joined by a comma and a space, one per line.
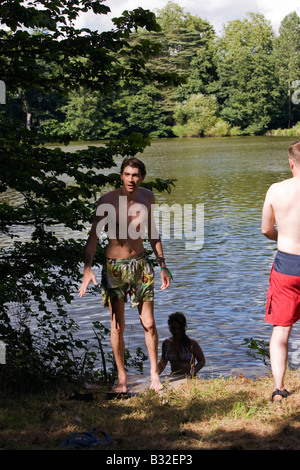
5, 2, 300, 139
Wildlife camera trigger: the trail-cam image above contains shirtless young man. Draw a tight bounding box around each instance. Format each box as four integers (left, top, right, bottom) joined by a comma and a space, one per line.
78, 157, 171, 392
261, 140, 300, 402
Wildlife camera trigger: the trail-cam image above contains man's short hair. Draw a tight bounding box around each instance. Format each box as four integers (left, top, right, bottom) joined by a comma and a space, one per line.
120, 157, 146, 177
288, 140, 300, 164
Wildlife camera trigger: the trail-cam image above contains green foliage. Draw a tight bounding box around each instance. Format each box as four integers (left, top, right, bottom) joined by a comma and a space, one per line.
243, 338, 270, 368
4, 3, 299, 140
173, 93, 236, 137
216, 13, 279, 135
267, 121, 300, 136
272, 12, 300, 128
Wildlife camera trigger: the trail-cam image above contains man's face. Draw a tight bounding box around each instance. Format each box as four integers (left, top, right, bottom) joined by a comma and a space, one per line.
120, 165, 144, 193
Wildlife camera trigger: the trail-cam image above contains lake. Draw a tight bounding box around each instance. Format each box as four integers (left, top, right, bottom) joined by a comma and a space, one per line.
2, 135, 300, 379
67, 135, 300, 379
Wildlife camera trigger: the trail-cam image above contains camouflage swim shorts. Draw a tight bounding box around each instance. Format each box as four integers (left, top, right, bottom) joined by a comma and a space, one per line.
101, 253, 154, 308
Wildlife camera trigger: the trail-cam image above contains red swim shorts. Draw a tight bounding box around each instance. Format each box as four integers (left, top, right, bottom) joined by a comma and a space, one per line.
265, 250, 300, 326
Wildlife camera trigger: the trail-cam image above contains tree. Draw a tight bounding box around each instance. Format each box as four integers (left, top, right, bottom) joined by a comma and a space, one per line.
121, 83, 172, 137
127, 2, 215, 120
272, 12, 300, 128
48, 83, 172, 140
54, 87, 127, 140
156, 2, 216, 108
216, 13, 278, 134
0, 1, 177, 389
173, 93, 233, 137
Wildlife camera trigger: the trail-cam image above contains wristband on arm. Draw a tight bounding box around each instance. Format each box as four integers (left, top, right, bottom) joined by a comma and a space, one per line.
161, 266, 173, 280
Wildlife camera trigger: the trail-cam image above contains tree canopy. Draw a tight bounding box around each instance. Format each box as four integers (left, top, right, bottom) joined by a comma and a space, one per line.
3, 2, 300, 141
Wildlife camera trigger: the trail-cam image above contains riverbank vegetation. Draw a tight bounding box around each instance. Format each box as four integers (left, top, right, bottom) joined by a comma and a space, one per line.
0, 370, 299, 450
267, 122, 300, 136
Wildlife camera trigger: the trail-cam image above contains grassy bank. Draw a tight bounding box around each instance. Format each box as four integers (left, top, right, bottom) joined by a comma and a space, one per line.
266, 123, 300, 137
0, 370, 299, 451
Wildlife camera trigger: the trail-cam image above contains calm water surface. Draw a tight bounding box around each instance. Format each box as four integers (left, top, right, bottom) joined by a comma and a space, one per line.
69, 136, 300, 379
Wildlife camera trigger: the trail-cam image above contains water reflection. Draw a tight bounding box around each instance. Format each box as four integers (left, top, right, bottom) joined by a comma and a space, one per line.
3, 136, 300, 379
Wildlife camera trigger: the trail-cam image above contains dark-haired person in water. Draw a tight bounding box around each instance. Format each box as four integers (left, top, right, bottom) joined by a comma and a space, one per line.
158, 312, 205, 377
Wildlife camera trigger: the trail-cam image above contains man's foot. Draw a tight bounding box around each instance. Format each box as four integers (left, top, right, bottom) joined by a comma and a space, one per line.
271, 388, 290, 402
113, 372, 127, 393
150, 374, 163, 392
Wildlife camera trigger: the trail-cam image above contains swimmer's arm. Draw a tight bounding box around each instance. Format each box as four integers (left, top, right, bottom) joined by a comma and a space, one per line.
158, 340, 168, 375
192, 340, 206, 374
261, 186, 278, 241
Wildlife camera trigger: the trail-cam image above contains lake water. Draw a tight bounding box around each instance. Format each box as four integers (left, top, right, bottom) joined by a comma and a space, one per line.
67, 136, 300, 379
3, 136, 300, 379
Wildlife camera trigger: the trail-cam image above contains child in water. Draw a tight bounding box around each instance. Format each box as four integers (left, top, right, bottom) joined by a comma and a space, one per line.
158, 312, 205, 377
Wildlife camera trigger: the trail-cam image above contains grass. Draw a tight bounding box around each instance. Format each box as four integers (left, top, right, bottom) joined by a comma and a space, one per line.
0, 370, 299, 451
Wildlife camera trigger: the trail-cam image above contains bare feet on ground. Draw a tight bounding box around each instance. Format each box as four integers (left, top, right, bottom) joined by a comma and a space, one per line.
112, 372, 128, 393
150, 374, 163, 392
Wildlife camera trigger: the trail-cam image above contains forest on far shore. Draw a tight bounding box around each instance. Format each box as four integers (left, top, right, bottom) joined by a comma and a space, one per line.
4, 2, 300, 140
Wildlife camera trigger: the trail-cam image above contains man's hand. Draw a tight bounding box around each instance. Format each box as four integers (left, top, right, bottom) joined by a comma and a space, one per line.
160, 268, 172, 290
78, 267, 98, 297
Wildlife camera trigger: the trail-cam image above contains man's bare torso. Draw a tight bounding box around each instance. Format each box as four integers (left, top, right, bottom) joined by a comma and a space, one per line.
97, 187, 154, 259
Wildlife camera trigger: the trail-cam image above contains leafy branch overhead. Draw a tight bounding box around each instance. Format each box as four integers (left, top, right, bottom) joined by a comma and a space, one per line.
0, 2, 182, 94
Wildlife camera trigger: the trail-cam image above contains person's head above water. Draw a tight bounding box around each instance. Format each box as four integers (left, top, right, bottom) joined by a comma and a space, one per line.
168, 312, 187, 335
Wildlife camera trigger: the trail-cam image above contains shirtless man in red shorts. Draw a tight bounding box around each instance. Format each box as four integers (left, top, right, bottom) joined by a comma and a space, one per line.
78, 157, 171, 393
261, 140, 300, 402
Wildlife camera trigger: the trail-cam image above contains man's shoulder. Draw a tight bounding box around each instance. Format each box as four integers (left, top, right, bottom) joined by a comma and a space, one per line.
139, 186, 155, 200
96, 189, 121, 205
189, 338, 201, 348
162, 337, 172, 345
267, 178, 293, 195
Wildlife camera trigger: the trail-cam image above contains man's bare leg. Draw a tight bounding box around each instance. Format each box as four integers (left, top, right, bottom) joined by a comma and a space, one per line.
109, 299, 127, 393
138, 301, 163, 392
269, 325, 293, 401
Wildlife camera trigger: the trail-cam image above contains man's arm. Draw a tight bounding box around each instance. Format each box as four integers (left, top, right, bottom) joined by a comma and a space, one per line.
191, 340, 206, 375
78, 199, 106, 297
147, 194, 171, 290
78, 219, 99, 297
150, 238, 171, 290
261, 185, 278, 241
